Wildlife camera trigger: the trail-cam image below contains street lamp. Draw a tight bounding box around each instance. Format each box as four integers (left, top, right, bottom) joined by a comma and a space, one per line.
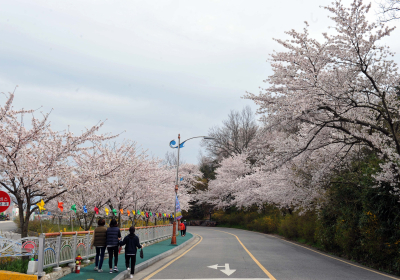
169, 134, 214, 245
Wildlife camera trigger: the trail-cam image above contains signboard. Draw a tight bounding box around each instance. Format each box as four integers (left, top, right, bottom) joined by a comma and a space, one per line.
175, 195, 182, 220
0, 191, 11, 213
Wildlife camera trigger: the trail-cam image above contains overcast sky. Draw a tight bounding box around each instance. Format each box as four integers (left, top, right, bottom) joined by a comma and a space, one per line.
0, 0, 398, 164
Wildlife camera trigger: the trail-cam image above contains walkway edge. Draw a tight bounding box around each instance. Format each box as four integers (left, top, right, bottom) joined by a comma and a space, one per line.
113, 235, 195, 280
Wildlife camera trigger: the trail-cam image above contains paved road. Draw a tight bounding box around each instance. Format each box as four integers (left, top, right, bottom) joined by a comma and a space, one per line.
0, 221, 20, 239
142, 227, 399, 280
0, 221, 17, 231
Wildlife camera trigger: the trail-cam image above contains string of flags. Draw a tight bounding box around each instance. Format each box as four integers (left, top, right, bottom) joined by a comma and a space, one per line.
35, 200, 175, 218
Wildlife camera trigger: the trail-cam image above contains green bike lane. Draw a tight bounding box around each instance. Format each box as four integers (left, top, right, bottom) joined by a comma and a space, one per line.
61, 233, 193, 280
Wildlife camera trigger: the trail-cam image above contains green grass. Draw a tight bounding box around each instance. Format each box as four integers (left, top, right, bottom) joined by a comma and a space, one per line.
0, 257, 29, 273
44, 267, 53, 274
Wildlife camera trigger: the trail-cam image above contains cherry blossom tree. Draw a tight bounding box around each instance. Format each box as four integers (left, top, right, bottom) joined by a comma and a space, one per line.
0, 92, 112, 237
245, 0, 400, 196
130, 162, 199, 225
197, 153, 252, 209
56, 142, 137, 230
201, 0, 400, 213
378, 0, 400, 22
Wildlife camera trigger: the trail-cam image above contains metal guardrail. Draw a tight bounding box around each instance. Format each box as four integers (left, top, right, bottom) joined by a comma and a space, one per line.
0, 237, 40, 257
38, 225, 178, 276
0, 224, 178, 277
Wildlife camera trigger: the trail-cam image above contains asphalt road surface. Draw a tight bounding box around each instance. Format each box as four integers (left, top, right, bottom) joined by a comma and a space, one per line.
142, 227, 399, 280
0, 221, 17, 231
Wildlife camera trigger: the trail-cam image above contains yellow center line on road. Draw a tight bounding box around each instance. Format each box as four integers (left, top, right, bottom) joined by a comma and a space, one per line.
213, 229, 276, 280
142, 234, 203, 280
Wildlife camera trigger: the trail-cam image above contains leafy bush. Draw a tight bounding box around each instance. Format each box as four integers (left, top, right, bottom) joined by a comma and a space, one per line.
316, 153, 400, 275
248, 216, 279, 233
0, 257, 29, 273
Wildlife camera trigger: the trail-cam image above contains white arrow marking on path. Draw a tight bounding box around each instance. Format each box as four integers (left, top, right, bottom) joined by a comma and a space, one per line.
207, 263, 236, 276
220, 264, 236, 276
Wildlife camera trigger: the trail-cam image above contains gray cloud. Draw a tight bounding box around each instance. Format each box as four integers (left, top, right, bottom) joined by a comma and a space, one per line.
0, 0, 398, 163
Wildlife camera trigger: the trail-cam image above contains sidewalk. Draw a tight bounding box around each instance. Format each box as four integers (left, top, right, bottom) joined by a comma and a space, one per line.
60, 232, 193, 280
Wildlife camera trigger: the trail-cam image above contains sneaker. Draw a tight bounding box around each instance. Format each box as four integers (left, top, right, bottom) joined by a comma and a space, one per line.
110, 269, 113, 273
114, 267, 119, 272
129, 275, 133, 279
94, 266, 98, 271
98, 269, 103, 273
127, 267, 131, 272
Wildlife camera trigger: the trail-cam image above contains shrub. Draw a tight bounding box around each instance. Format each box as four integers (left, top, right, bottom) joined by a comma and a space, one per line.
0, 257, 29, 273
279, 214, 299, 239
248, 216, 279, 233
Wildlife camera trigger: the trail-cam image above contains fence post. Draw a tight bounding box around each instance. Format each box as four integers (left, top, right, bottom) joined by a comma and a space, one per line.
72, 232, 78, 262
84, 232, 91, 263
53, 233, 62, 271
145, 227, 149, 244
37, 233, 46, 277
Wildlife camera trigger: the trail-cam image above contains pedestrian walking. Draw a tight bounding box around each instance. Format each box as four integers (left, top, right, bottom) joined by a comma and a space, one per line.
179, 220, 185, 236
91, 218, 107, 273
106, 219, 121, 274
183, 219, 187, 236
119, 226, 144, 279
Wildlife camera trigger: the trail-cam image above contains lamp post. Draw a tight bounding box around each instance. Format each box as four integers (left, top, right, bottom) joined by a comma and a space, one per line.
169, 134, 214, 245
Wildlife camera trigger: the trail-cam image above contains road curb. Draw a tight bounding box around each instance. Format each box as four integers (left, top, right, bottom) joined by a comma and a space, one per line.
113, 234, 196, 280
0, 270, 38, 280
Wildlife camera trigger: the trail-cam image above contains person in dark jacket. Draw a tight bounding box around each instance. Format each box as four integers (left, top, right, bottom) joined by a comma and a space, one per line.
106, 219, 121, 273
183, 220, 188, 236
91, 218, 107, 272
119, 226, 144, 278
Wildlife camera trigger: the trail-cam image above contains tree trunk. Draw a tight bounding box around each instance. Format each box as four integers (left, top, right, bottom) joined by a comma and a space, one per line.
83, 214, 87, 230
21, 215, 29, 238
86, 214, 95, 231
78, 214, 84, 230
18, 200, 29, 238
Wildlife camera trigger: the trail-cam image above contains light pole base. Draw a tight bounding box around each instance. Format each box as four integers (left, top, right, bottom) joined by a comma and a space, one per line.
171, 221, 177, 245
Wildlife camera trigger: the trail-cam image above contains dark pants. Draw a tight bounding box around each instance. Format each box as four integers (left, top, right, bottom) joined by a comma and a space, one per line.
107, 246, 119, 268
181, 230, 184, 236
125, 254, 137, 274
95, 247, 106, 269
184, 229, 187, 236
